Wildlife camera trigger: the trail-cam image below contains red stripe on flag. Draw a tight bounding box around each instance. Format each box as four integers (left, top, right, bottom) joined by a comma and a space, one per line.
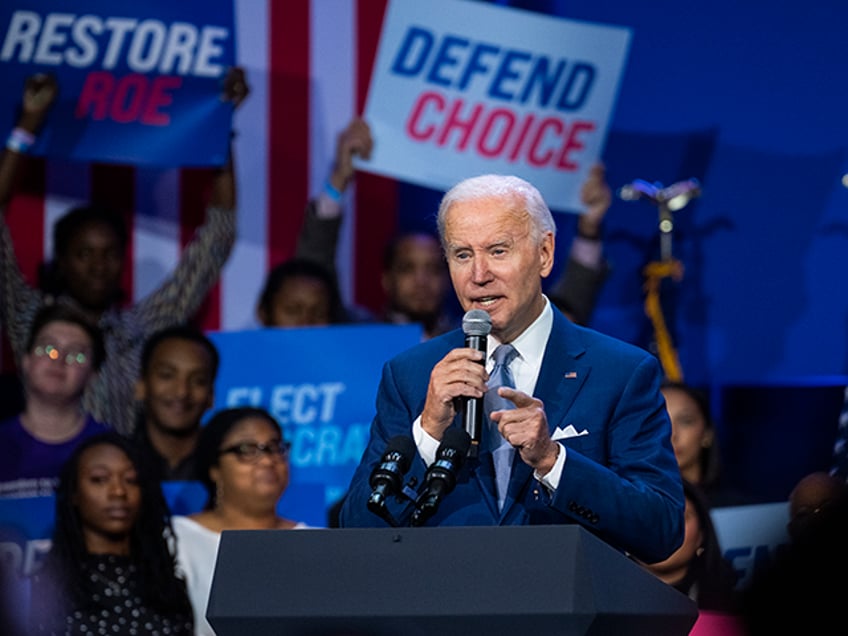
2, 158, 46, 372
268, 1, 311, 269
89, 163, 135, 307
5, 158, 46, 287
355, 0, 398, 314
179, 168, 221, 330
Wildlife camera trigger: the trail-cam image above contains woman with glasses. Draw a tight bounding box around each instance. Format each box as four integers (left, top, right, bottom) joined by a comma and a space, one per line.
0, 304, 108, 498
172, 406, 307, 636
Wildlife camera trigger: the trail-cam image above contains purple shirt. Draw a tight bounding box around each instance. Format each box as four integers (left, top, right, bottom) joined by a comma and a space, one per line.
0, 415, 109, 498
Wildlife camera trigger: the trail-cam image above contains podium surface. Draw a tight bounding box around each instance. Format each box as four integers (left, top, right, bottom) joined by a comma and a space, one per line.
208, 524, 697, 636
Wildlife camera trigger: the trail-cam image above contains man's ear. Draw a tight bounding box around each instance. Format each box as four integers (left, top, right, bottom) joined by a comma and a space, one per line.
539, 231, 555, 278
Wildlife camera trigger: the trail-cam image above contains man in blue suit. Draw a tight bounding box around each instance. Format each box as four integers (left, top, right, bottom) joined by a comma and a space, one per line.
339, 174, 684, 563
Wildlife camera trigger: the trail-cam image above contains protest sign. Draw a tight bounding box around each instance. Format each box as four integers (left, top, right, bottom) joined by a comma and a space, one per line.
360, 0, 631, 213
0, 0, 236, 166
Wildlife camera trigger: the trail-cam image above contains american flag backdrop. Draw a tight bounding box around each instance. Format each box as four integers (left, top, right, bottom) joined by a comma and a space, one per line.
2, 0, 400, 370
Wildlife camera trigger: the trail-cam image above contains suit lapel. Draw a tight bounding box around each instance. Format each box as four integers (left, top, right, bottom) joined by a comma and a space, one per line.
501, 310, 590, 517
533, 311, 590, 431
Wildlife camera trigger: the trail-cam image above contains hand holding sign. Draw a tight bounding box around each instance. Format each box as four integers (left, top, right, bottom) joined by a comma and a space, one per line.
221, 66, 250, 109
19, 74, 59, 133
330, 117, 373, 194
359, 0, 631, 213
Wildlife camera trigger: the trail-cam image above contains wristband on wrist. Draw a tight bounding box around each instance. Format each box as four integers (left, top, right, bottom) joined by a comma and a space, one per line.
323, 180, 343, 202
6, 127, 36, 154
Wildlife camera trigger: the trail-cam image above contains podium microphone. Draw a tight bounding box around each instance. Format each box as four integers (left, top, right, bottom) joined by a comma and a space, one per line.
461, 309, 491, 457
410, 428, 471, 527
367, 435, 416, 524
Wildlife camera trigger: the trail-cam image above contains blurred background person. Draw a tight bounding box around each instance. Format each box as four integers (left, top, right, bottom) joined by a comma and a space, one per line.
379, 230, 457, 340
0, 71, 247, 435
256, 117, 375, 329
0, 305, 107, 498
740, 470, 848, 635
256, 257, 352, 327
662, 381, 753, 508
172, 407, 307, 636
786, 470, 848, 542
28, 432, 193, 634
636, 479, 740, 613
132, 325, 219, 482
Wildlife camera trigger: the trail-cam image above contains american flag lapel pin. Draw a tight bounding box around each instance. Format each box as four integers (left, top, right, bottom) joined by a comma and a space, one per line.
564, 371, 578, 379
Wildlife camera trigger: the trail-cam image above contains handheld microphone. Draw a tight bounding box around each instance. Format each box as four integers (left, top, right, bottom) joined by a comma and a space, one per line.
461, 309, 491, 456
410, 428, 471, 527
367, 436, 416, 524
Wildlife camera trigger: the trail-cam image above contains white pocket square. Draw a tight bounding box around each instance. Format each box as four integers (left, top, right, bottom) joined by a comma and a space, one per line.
552, 425, 589, 440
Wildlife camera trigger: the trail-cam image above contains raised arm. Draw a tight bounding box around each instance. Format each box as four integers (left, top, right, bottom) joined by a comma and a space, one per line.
548, 162, 612, 326
0, 75, 59, 358
130, 67, 248, 331
0, 74, 58, 211
295, 118, 373, 273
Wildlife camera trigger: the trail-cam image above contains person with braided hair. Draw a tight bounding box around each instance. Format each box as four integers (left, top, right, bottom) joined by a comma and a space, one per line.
28, 432, 193, 635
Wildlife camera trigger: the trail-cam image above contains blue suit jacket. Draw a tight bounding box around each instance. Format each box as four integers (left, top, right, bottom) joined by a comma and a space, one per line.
339, 307, 684, 563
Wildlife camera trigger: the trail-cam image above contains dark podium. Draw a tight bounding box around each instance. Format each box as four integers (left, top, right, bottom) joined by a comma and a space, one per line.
207, 525, 698, 636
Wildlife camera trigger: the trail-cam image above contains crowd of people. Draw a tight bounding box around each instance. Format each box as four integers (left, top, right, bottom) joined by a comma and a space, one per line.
1, 66, 845, 636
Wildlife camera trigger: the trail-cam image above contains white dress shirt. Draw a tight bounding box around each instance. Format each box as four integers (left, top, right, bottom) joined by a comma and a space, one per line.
413, 296, 567, 489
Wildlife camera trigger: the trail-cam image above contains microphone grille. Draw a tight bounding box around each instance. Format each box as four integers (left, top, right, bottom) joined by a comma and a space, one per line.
441, 427, 472, 457
462, 309, 491, 337
385, 435, 417, 471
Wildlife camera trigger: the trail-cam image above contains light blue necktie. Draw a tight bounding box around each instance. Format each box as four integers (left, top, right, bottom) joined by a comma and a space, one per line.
484, 344, 518, 511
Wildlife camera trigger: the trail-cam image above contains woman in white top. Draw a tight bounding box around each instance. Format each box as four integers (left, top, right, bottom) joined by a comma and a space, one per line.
172, 406, 307, 635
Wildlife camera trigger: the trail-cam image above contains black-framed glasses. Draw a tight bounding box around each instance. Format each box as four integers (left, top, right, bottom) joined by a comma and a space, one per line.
219, 440, 292, 463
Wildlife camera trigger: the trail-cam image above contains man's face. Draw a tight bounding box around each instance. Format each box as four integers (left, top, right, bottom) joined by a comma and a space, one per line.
58, 221, 124, 312
137, 338, 215, 436
443, 193, 554, 343
382, 234, 448, 320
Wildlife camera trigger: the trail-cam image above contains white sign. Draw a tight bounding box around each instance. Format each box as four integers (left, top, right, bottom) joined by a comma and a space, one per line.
359, 0, 631, 213
711, 502, 790, 589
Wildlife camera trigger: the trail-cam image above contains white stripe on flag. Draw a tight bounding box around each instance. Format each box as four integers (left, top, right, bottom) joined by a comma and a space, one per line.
221, 0, 271, 330
311, 0, 358, 305
134, 168, 180, 302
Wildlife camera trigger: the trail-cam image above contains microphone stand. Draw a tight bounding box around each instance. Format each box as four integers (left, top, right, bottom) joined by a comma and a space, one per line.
617, 178, 701, 382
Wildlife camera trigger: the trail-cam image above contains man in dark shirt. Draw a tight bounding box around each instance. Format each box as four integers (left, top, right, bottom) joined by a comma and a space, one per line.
133, 325, 219, 481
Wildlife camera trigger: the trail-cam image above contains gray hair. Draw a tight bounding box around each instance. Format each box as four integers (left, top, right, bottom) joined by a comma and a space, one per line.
436, 174, 557, 247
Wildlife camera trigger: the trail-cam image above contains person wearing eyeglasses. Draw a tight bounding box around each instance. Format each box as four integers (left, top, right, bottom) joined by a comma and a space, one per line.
171, 406, 307, 636
0, 304, 108, 498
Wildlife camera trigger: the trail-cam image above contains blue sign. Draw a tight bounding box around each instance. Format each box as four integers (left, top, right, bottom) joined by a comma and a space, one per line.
0, 0, 236, 166
208, 323, 423, 527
